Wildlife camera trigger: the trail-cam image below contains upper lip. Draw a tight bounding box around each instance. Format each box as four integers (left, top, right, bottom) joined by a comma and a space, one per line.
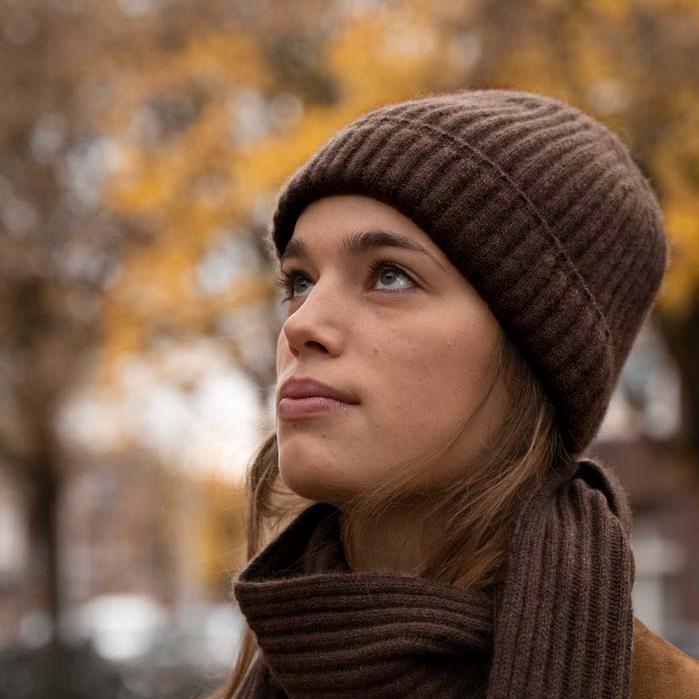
278, 376, 360, 405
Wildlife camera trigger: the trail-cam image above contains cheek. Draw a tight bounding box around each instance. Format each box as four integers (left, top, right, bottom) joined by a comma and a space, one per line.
392, 318, 493, 396
369, 318, 496, 439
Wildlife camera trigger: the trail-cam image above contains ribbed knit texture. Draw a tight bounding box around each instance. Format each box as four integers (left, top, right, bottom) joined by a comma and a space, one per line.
267, 89, 670, 455
233, 456, 635, 699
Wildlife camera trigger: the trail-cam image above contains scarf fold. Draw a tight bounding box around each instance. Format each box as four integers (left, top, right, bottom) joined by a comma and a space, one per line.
233, 456, 635, 699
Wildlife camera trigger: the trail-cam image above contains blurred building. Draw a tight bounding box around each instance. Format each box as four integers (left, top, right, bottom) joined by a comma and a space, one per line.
594, 438, 699, 653
592, 318, 699, 657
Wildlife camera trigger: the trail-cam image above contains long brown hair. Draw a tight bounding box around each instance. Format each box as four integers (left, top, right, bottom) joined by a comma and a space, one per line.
213, 326, 573, 698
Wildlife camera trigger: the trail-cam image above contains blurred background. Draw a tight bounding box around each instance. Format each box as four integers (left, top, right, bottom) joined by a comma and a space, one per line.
1, 0, 698, 696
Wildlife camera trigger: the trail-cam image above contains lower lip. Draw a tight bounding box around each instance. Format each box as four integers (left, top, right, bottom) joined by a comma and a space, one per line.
278, 396, 356, 419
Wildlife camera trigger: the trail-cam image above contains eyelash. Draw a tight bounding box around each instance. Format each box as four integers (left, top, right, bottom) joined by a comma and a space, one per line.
274, 258, 417, 303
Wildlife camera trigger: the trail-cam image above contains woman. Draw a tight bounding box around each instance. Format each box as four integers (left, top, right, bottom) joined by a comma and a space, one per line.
217, 89, 699, 698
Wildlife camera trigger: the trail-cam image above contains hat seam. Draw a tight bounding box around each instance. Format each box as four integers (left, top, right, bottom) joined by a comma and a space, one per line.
379, 113, 613, 343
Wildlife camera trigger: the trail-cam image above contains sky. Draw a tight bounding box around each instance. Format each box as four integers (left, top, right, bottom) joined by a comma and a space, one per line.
58, 338, 270, 482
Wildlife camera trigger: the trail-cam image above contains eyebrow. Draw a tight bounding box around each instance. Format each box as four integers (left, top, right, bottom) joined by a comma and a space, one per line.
280, 228, 445, 270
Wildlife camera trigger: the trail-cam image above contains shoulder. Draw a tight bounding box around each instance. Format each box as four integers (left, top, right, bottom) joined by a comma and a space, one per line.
631, 616, 699, 699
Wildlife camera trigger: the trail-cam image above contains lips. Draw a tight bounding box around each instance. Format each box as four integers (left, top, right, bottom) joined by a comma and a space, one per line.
277, 377, 359, 420
278, 376, 360, 405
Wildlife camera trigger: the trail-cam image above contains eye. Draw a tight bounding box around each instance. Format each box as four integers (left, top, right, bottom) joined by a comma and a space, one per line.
275, 268, 311, 302
369, 259, 415, 292
274, 259, 417, 304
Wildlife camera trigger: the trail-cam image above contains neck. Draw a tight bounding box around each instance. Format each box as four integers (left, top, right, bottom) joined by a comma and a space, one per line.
343, 503, 439, 576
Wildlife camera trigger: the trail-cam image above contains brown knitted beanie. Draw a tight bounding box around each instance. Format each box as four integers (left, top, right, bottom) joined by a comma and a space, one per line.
267, 88, 670, 455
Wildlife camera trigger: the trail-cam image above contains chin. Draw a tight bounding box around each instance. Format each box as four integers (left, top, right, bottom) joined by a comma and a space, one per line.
278, 461, 350, 505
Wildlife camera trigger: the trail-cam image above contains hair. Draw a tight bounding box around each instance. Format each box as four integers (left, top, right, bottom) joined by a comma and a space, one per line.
210, 322, 575, 699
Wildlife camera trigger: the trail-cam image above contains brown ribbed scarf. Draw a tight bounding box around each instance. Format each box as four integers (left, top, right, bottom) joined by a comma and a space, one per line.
233, 455, 635, 698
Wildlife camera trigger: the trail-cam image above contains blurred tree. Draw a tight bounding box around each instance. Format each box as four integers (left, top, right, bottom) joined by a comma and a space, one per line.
0, 2, 137, 691
94, 0, 472, 403
97, 0, 699, 475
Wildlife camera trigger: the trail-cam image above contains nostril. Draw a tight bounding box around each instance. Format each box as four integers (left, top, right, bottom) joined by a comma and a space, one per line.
305, 340, 328, 352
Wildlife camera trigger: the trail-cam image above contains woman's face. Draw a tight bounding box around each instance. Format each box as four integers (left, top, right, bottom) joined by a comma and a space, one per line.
275, 194, 508, 506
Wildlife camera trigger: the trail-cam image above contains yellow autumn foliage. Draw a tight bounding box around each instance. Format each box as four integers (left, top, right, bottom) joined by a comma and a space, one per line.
96, 0, 699, 374
88, 0, 699, 603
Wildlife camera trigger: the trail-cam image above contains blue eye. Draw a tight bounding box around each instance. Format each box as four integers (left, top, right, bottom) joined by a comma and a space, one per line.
371, 261, 415, 291
275, 268, 312, 301
274, 259, 417, 304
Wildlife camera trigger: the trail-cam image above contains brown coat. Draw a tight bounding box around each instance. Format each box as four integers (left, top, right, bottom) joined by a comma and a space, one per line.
632, 616, 699, 698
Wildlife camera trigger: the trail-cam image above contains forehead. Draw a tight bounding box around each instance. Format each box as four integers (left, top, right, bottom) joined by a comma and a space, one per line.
281, 195, 446, 271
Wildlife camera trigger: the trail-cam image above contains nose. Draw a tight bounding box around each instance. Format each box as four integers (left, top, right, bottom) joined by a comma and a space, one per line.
280, 278, 347, 357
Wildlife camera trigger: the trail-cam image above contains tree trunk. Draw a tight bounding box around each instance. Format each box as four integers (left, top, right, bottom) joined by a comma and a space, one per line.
26, 447, 67, 697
